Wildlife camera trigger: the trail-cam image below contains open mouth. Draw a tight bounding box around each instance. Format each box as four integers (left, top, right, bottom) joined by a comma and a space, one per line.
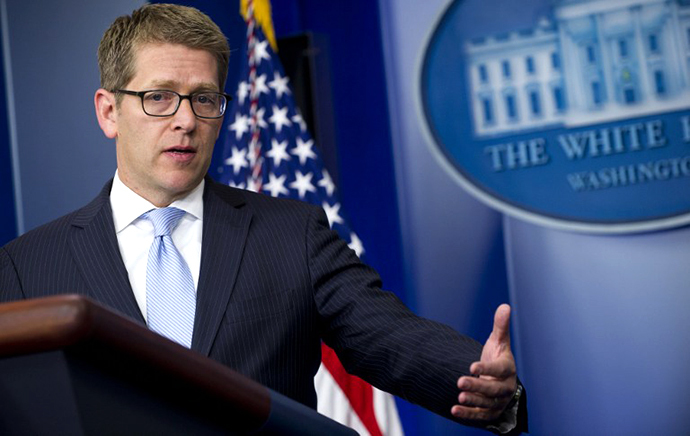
165, 146, 196, 154
164, 147, 197, 162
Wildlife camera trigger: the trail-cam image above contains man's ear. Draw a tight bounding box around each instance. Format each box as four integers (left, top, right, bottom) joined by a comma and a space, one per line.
94, 89, 118, 139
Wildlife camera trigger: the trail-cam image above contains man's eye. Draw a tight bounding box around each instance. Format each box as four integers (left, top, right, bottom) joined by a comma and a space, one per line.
195, 94, 217, 105
146, 92, 173, 102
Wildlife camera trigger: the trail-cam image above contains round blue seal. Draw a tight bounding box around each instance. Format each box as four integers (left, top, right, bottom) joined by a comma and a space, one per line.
419, 0, 690, 233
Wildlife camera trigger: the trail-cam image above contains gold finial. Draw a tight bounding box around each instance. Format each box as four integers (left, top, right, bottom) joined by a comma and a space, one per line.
240, 0, 278, 52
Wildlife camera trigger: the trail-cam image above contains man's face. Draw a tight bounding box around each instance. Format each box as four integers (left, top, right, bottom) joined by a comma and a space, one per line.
111, 43, 223, 206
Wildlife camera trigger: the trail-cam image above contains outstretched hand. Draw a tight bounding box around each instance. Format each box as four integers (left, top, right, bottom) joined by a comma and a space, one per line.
451, 304, 517, 422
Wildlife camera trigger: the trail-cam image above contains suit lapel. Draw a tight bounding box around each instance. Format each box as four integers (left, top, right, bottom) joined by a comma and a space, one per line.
69, 181, 144, 323
192, 179, 252, 356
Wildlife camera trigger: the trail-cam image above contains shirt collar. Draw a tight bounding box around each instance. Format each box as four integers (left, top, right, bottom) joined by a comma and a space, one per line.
110, 171, 205, 233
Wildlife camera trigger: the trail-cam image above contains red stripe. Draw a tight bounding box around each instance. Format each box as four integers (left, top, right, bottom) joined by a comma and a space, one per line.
321, 343, 384, 436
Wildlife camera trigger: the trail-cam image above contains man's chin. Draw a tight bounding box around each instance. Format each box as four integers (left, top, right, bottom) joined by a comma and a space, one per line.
166, 179, 202, 195
152, 176, 203, 203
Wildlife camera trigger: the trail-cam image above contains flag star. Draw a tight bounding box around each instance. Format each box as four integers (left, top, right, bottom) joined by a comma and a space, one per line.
318, 170, 335, 196
237, 80, 249, 104
229, 113, 250, 140
348, 232, 365, 257
251, 39, 270, 65
266, 139, 291, 166
269, 71, 291, 98
246, 177, 262, 193
269, 105, 292, 133
322, 202, 344, 228
291, 137, 316, 166
224, 146, 248, 175
227, 179, 246, 190
289, 171, 317, 198
249, 107, 268, 130
251, 74, 269, 98
292, 112, 307, 132
263, 173, 289, 197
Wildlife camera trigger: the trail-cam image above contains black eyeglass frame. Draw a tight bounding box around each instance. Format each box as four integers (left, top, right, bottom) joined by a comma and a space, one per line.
113, 89, 233, 119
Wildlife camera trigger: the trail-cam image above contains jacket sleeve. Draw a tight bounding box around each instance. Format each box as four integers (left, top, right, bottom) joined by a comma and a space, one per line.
305, 205, 528, 433
305, 205, 485, 422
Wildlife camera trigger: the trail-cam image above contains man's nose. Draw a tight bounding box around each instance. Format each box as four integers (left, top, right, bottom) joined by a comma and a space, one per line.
172, 97, 197, 130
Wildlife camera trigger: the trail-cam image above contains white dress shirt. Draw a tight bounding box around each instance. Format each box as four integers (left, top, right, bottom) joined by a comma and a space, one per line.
110, 171, 204, 321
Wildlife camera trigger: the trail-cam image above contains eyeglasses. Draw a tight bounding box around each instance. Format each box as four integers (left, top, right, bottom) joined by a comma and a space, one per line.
114, 89, 232, 119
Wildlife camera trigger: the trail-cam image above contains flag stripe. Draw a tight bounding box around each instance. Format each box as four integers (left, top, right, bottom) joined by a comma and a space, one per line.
321, 343, 384, 436
315, 364, 371, 435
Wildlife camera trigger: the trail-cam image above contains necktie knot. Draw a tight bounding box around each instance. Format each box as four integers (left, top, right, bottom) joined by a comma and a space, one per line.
143, 207, 186, 237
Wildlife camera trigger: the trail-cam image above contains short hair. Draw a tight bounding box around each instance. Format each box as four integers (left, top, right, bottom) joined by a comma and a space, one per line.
97, 4, 230, 96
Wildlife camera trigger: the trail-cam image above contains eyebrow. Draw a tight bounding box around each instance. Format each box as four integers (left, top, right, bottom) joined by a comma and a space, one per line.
146, 80, 220, 92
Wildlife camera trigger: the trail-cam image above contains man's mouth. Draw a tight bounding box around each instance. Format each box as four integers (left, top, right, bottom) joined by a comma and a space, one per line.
166, 147, 195, 154
164, 146, 197, 161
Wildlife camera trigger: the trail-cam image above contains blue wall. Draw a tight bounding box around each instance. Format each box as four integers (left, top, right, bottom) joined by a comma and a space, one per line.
0, 7, 17, 246
0, 0, 144, 233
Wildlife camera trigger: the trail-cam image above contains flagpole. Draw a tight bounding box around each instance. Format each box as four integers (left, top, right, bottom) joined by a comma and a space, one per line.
245, 0, 264, 193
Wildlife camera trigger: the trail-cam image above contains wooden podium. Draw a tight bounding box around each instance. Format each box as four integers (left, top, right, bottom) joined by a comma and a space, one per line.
0, 295, 357, 435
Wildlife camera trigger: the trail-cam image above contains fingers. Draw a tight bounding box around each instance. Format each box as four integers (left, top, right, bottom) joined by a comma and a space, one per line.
457, 390, 508, 410
470, 361, 516, 379
451, 402, 505, 421
470, 358, 515, 379
451, 405, 500, 421
457, 375, 515, 400
452, 375, 516, 422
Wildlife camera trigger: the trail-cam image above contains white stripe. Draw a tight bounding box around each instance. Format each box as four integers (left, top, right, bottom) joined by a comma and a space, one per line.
315, 363, 405, 436
373, 386, 404, 436
315, 363, 370, 436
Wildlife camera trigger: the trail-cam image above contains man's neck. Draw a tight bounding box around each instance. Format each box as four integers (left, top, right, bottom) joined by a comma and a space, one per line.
116, 173, 204, 207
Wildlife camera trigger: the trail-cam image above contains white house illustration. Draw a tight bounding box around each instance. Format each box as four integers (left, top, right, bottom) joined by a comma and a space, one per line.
465, 0, 690, 137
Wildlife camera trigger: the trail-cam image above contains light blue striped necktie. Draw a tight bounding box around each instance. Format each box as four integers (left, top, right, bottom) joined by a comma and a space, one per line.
143, 207, 196, 348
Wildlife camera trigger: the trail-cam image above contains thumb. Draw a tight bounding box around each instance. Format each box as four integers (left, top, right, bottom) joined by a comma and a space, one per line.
491, 304, 511, 345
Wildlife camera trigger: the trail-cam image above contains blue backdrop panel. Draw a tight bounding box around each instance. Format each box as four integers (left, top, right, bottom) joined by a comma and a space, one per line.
507, 217, 690, 435
0, 16, 17, 246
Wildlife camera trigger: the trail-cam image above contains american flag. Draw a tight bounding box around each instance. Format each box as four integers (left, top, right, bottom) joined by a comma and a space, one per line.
217, 1, 403, 435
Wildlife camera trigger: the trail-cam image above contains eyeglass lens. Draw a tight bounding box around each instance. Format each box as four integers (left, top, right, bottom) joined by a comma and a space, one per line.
142, 91, 226, 118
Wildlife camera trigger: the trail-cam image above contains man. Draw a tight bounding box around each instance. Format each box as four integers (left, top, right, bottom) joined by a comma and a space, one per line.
0, 4, 525, 434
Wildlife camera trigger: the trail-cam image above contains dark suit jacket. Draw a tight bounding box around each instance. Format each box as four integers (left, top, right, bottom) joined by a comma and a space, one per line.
1, 177, 524, 431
